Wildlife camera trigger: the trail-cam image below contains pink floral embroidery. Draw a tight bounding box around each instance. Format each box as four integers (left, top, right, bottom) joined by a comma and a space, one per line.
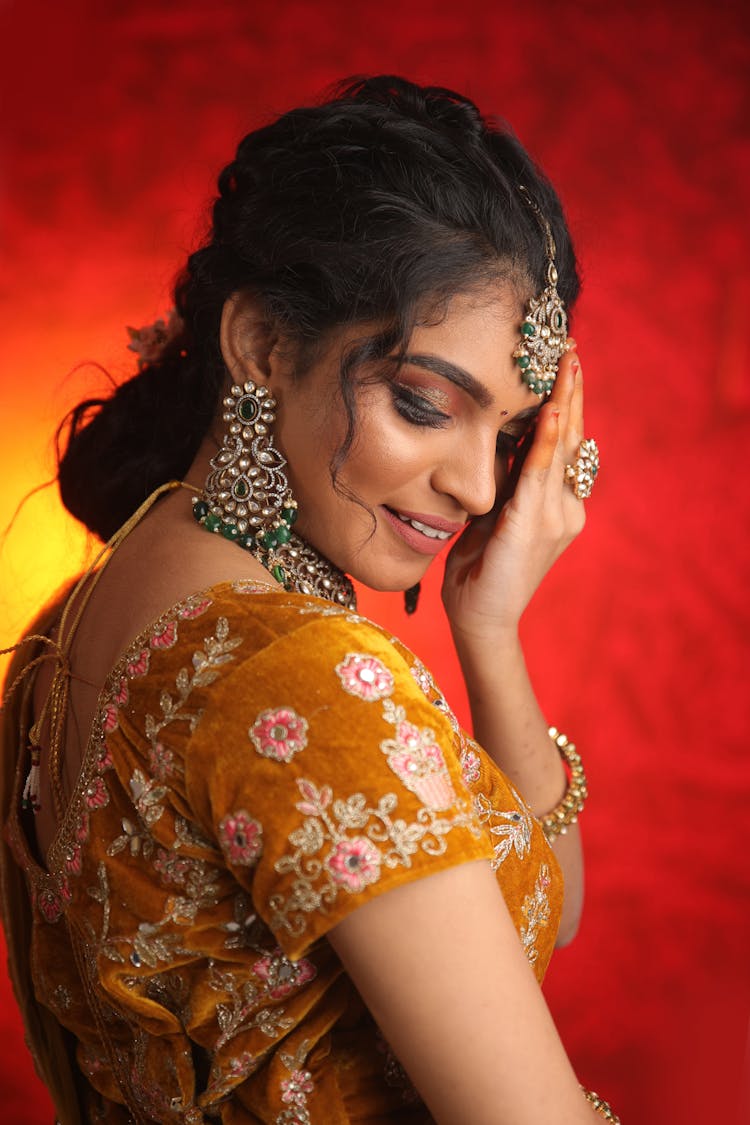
97, 743, 114, 772
250, 707, 308, 762
75, 811, 90, 843
37, 888, 63, 924
460, 747, 481, 785
63, 844, 82, 876
295, 779, 332, 816
127, 648, 150, 678
101, 703, 118, 733
218, 811, 263, 867
153, 848, 192, 885
280, 1069, 314, 1104
178, 597, 212, 620
326, 837, 382, 892
381, 717, 456, 811
253, 948, 316, 998
150, 621, 178, 650
335, 653, 394, 701
148, 740, 175, 780
84, 777, 109, 810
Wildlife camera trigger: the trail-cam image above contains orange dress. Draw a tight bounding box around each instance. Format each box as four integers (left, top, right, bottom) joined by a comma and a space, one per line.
1, 580, 563, 1124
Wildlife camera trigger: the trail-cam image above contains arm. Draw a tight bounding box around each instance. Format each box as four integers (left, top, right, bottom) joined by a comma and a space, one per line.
455, 633, 584, 944
328, 857, 601, 1124
442, 351, 588, 943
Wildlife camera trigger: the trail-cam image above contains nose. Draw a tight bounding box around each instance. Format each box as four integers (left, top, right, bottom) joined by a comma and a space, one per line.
431, 431, 498, 517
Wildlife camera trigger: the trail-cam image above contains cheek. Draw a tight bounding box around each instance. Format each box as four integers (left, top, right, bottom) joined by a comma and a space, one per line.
343, 415, 429, 494
277, 394, 341, 482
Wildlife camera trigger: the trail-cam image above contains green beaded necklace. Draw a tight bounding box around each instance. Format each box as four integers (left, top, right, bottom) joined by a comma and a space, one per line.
192, 496, 357, 611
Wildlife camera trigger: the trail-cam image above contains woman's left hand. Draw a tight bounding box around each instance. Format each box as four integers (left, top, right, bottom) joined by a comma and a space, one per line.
442, 348, 587, 650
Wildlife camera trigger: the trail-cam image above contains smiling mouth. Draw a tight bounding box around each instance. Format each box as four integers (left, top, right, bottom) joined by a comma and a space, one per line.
395, 515, 449, 540
394, 512, 453, 540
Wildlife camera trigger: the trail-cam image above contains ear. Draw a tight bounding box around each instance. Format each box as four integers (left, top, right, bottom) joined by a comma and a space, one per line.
219, 292, 278, 385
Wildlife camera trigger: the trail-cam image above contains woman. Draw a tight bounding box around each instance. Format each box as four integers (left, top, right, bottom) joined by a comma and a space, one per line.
1, 76, 613, 1123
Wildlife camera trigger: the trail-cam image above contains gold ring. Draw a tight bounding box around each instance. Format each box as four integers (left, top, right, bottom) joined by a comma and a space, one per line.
564, 439, 599, 500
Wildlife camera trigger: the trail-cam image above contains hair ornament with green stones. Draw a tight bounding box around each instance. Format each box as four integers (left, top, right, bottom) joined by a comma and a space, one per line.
512, 185, 569, 396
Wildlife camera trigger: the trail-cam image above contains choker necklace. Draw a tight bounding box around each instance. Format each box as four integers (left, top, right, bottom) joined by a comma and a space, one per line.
191, 498, 357, 612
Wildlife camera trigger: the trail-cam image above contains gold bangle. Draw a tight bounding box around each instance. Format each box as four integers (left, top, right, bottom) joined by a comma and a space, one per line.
581, 1086, 621, 1123
541, 727, 588, 843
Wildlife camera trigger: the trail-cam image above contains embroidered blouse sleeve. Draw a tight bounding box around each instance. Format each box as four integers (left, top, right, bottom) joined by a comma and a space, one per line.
185, 614, 492, 959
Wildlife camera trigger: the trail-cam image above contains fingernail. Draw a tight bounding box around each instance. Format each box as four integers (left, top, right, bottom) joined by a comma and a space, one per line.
571, 360, 580, 374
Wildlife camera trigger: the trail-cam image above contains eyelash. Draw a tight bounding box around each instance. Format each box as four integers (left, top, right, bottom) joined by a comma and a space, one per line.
390, 384, 530, 454
390, 384, 450, 429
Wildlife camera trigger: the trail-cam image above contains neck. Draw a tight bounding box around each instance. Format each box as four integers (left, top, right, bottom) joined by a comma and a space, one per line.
191, 495, 357, 612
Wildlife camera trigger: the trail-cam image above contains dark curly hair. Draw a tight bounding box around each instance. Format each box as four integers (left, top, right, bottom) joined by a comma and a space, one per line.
57, 75, 580, 541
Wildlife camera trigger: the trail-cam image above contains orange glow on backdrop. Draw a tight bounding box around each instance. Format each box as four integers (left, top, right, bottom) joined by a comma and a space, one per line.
1, 2, 749, 1123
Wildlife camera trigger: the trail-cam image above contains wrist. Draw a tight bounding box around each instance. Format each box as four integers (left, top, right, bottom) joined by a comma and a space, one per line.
451, 626, 524, 699
450, 621, 522, 667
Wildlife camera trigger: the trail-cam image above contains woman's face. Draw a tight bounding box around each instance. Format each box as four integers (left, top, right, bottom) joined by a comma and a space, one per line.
270, 288, 541, 591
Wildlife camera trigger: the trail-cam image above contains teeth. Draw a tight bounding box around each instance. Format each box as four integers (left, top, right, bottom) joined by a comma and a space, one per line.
397, 513, 452, 540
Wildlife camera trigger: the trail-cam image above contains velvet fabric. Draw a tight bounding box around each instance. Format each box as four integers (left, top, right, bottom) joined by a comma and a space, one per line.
1, 581, 562, 1124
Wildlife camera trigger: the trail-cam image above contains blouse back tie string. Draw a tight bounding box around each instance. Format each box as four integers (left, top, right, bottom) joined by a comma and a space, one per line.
0, 480, 193, 815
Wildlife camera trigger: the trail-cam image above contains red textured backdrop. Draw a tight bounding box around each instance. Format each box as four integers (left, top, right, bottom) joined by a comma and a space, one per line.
1, 2, 749, 1122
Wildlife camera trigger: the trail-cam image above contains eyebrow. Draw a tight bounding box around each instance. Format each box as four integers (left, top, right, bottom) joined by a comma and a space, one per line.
403, 353, 495, 409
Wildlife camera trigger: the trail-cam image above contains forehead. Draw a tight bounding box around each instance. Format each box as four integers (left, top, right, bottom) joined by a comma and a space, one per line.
409, 290, 540, 411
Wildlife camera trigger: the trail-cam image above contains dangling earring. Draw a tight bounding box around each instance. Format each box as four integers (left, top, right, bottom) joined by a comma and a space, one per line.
404, 583, 420, 615
192, 380, 357, 610
192, 380, 298, 547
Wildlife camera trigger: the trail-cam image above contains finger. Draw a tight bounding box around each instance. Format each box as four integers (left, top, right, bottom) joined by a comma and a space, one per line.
550, 349, 584, 465
518, 402, 560, 478
566, 352, 584, 447
443, 509, 496, 585
549, 351, 577, 441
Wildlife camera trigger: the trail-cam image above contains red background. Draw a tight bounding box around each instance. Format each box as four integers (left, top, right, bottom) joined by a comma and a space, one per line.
1, 1, 749, 1122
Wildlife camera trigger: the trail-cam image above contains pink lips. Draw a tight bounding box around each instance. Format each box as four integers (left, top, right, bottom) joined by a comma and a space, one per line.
381, 507, 465, 557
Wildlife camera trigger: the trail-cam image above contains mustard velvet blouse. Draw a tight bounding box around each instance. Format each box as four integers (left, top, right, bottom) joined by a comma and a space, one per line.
2, 580, 563, 1124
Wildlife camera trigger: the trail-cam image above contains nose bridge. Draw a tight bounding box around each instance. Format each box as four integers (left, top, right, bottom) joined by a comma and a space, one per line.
433, 428, 498, 516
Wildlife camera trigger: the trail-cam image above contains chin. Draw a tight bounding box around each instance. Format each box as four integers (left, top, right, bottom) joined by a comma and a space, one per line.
346, 556, 433, 594
303, 520, 435, 593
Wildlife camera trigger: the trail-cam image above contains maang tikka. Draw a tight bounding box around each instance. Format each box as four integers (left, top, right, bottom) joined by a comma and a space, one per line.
513, 186, 569, 397
193, 380, 357, 610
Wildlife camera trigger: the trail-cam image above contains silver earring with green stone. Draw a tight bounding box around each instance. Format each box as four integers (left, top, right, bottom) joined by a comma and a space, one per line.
193, 381, 356, 609
192, 379, 298, 557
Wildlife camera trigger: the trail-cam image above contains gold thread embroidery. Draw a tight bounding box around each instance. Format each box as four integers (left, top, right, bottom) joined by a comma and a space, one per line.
520, 863, 552, 965
473, 789, 533, 869
270, 778, 480, 938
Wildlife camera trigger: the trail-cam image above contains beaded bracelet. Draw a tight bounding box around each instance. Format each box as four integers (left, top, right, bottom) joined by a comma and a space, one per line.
581, 1086, 621, 1123
541, 727, 588, 844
